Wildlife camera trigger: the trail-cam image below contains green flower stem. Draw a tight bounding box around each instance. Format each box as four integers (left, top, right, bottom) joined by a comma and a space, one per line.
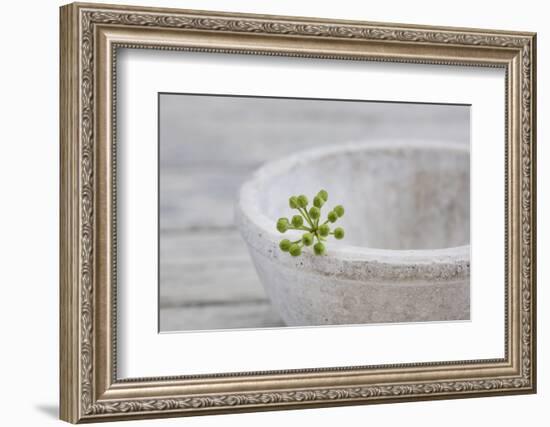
298, 207, 315, 228
287, 225, 311, 232
304, 209, 315, 225
314, 231, 322, 244
296, 206, 313, 227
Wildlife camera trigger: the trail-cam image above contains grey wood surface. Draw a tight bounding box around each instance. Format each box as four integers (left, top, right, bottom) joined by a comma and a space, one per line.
159, 94, 469, 332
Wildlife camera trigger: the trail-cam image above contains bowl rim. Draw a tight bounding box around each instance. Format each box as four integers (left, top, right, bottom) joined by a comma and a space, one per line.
236, 141, 470, 275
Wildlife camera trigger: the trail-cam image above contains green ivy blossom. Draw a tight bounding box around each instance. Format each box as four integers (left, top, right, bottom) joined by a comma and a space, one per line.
276, 189, 345, 257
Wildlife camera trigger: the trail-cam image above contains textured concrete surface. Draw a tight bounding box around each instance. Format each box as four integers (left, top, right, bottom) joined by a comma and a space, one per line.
236, 142, 470, 326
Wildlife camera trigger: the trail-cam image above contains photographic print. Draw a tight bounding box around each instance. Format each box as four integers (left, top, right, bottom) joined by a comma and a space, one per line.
159, 94, 470, 332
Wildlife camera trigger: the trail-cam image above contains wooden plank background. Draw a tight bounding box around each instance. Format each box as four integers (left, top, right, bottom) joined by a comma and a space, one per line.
159, 94, 469, 332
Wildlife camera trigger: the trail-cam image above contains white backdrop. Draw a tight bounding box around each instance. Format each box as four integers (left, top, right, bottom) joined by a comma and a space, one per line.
0, 0, 546, 426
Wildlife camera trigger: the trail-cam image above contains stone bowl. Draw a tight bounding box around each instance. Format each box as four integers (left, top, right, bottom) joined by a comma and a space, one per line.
235, 142, 470, 326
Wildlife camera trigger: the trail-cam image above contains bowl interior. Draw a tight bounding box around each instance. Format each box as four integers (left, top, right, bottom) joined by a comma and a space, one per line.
257, 143, 470, 251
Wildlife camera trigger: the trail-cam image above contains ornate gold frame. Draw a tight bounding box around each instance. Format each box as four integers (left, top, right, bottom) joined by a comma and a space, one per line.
60, 2, 537, 423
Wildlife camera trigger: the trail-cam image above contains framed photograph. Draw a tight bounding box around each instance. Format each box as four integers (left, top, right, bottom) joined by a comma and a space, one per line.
60, 2, 537, 423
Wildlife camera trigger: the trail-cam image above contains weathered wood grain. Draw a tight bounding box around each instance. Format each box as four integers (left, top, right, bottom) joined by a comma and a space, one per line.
160, 230, 268, 307
160, 168, 252, 231
160, 303, 285, 332
160, 95, 470, 170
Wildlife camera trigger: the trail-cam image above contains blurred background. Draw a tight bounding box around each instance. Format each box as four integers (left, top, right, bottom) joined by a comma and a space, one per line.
159, 93, 469, 332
